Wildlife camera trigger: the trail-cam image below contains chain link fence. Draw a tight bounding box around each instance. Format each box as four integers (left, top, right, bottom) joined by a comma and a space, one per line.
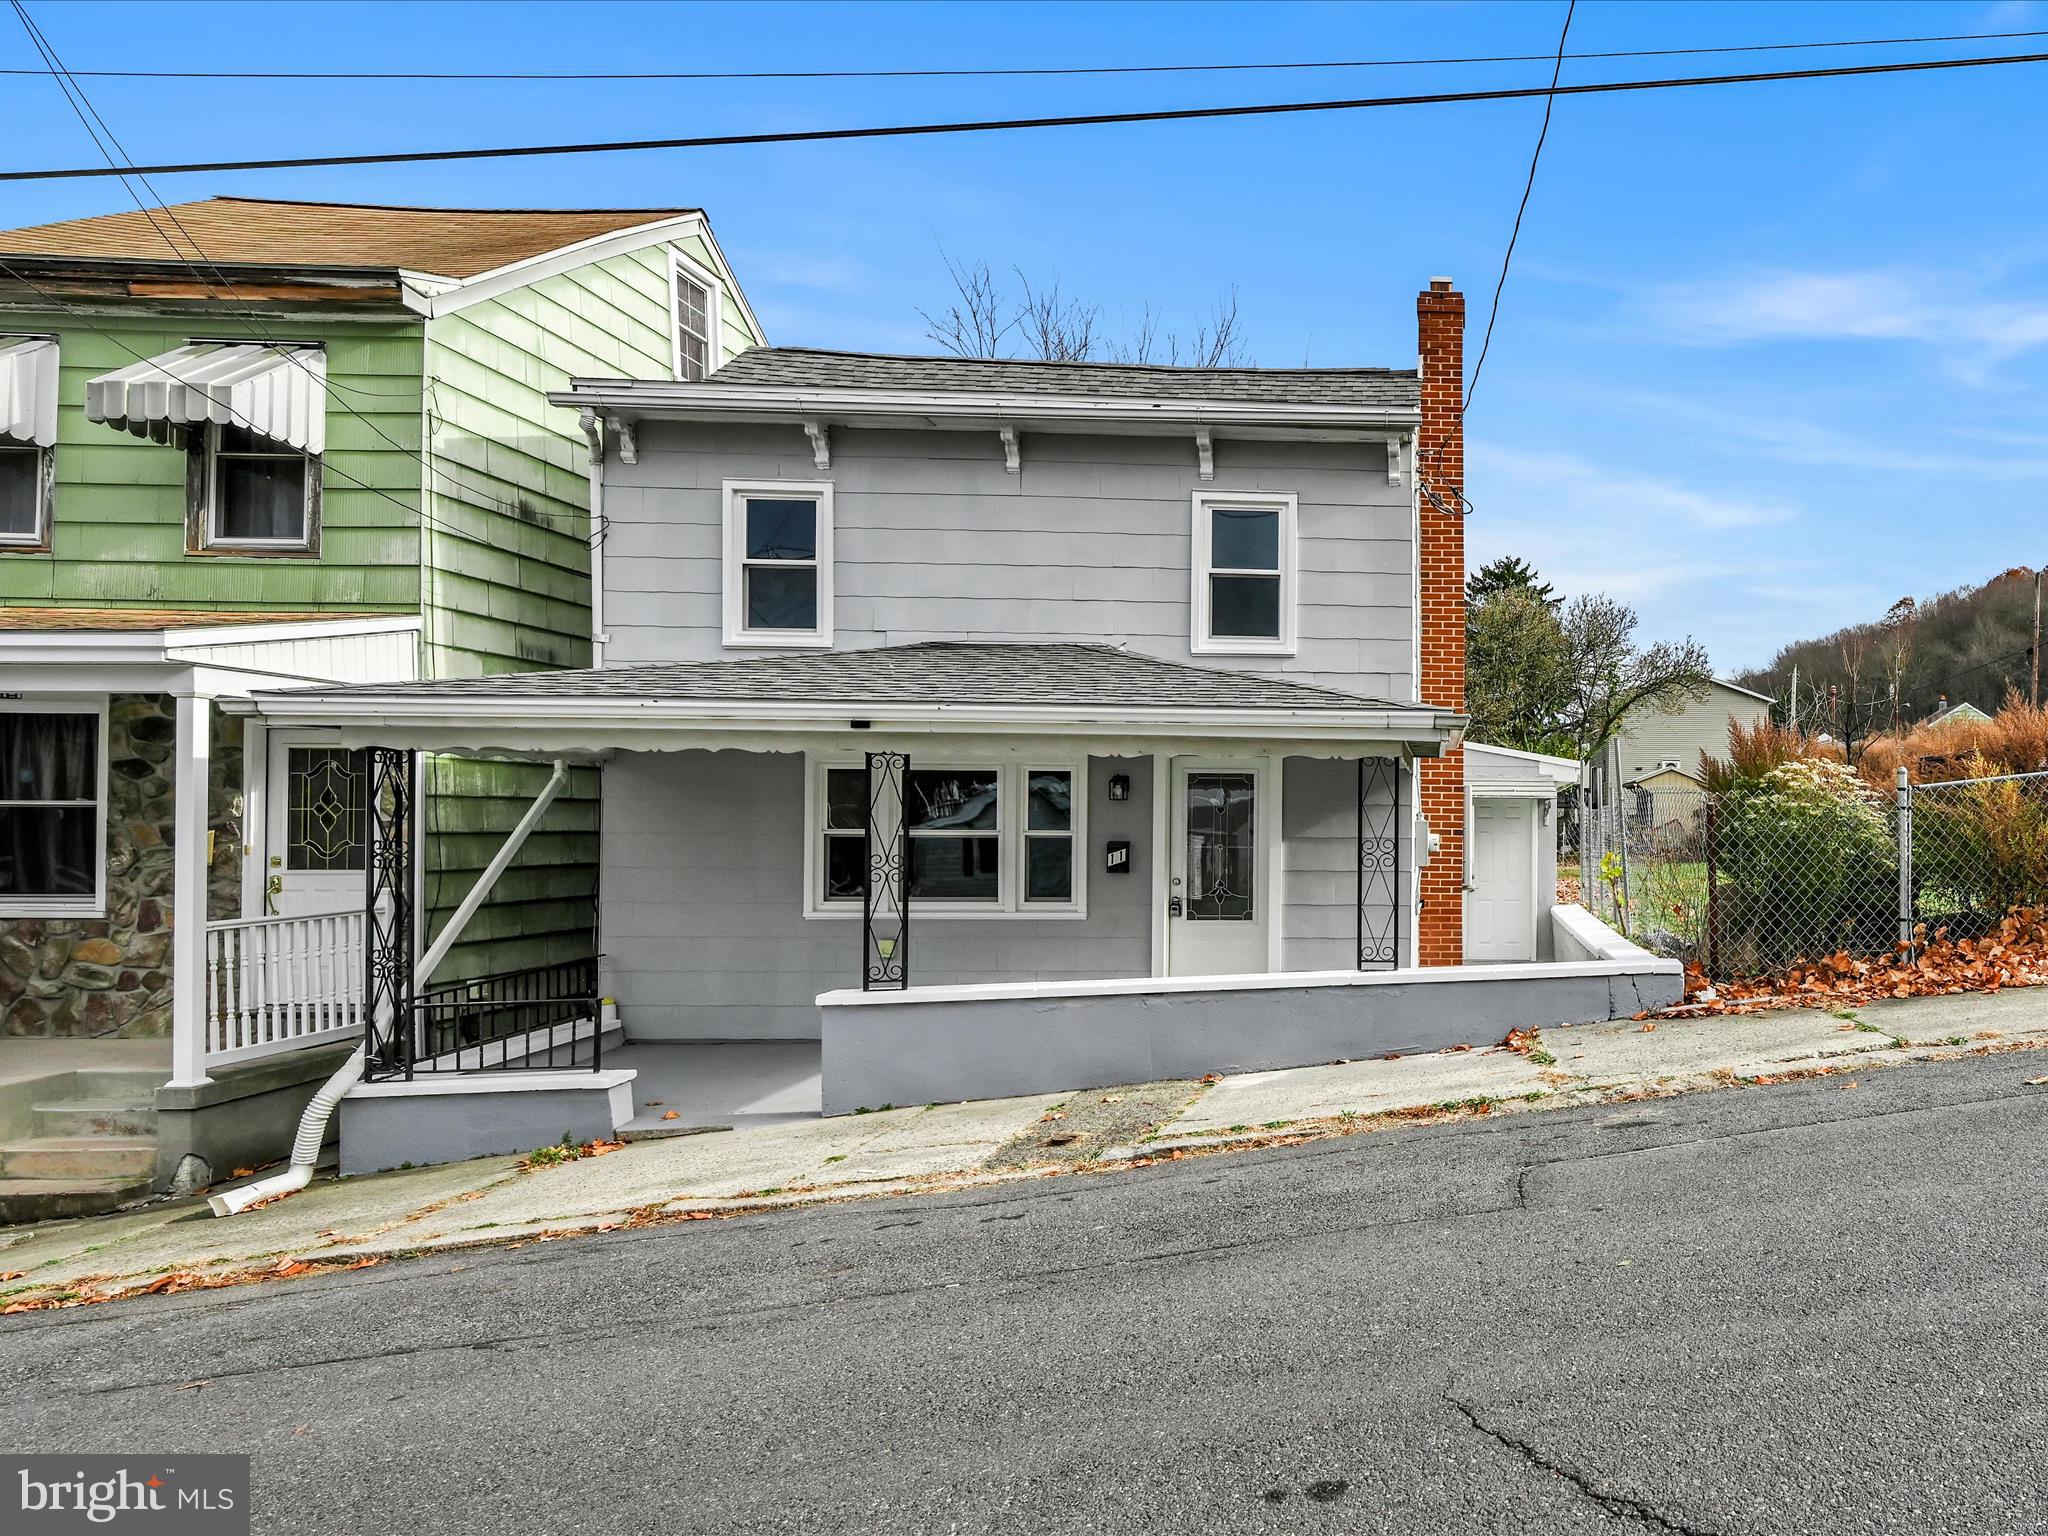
1576, 767, 2048, 979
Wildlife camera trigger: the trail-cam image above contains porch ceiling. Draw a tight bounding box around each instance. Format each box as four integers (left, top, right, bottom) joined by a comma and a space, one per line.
221, 641, 1464, 758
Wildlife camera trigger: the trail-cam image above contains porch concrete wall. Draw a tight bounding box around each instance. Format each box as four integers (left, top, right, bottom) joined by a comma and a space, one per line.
817, 951, 1685, 1114
600, 750, 1156, 1040
599, 423, 1417, 700
152, 1041, 354, 1190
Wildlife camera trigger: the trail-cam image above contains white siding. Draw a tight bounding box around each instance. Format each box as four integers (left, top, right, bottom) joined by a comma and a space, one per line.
1614, 681, 1771, 784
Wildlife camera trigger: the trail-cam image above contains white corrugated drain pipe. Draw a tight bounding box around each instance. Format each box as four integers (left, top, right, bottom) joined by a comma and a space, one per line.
210, 759, 573, 1217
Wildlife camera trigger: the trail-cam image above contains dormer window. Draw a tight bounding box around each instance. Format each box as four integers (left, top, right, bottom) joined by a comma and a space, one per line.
670, 249, 722, 382
723, 480, 833, 646
0, 336, 58, 551
1191, 490, 1297, 655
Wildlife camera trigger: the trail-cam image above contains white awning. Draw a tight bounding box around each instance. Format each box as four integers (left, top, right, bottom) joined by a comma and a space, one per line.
0, 335, 59, 448
84, 342, 325, 453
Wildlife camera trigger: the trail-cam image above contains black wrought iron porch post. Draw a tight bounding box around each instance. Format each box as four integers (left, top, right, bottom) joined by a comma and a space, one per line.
862, 751, 910, 990
363, 747, 417, 1077
1357, 756, 1401, 970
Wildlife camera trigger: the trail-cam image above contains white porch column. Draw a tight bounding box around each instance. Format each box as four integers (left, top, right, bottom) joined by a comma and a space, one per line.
169, 690, 215, 1088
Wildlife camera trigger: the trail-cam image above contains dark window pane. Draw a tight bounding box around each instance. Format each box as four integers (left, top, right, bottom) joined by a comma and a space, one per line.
1027, 770, 1071, 831
745, 565, 818, 630
287, 747, 367, 872
0, 713, 97, 802
1186, 771, 1255, 921
216, 452, 307, 542
1210, 506, 1278, 571
0, 446, 38, 538
907, 770, 998, 830
825, 768, 866, 831
745, 499, 817, 560
909, 836, 998, 901
824, 833, 866, 901
1210, 574, 1280, 639
0, 806, 96, 896
1026, 837, 1073, 902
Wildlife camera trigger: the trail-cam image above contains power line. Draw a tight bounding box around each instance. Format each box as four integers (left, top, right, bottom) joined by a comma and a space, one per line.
1465, 0, 1574, 416
1, 27, 2041, 82
8, 0, 587, 545
5, 46, 2043, 184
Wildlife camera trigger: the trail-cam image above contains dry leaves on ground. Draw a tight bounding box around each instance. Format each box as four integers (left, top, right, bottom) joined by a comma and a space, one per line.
0, 1254, 387, 1314
1660, 907, 2048, 1017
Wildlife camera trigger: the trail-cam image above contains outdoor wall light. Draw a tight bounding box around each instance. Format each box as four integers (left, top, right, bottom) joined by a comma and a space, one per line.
1107, 774, 1131, 801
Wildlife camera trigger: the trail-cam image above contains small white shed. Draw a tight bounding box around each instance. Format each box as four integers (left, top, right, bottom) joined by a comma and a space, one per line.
1463, 742, 1578, 963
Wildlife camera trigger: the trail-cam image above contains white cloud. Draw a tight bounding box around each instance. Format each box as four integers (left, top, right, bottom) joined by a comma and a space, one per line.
1473, 444, 1798, 531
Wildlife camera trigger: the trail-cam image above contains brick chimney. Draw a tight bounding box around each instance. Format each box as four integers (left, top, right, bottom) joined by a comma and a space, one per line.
1416, 278, 1466, 966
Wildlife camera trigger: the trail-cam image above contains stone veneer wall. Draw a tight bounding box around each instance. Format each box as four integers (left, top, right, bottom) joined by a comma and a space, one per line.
0, 694, 241, 1039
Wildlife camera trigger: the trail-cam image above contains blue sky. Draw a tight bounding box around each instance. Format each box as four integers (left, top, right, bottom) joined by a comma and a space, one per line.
8, 0, 2048, 673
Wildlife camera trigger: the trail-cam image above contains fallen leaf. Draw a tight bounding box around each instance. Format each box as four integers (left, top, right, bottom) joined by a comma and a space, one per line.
175, 1380, 210, 1391
1639, 1022, 1657, 1033
0, 1271, 22, 1282
661, 1110, 680, 1121
645, 1100, 664, 1106
2026, 1076, 2048, 1086
1044, 1133, 1081, 1146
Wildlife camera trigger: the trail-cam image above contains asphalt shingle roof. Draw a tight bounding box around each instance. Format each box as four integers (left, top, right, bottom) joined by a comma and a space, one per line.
705, 347, 1419, 409
0, 198, 697, 280
282, 643, 1408, 713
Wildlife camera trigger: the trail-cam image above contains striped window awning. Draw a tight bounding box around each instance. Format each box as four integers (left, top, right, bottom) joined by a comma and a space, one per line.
0, 335, 59, 448
84, 342, 325, 453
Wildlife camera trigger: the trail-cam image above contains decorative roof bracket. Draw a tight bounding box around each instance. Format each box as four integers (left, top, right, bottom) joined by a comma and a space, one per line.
803, 419, 832, 470
605, 414, 637, 465
1194, 426, 1214, 482
1386, 436, 1403, 487
998, 425, 1021, 474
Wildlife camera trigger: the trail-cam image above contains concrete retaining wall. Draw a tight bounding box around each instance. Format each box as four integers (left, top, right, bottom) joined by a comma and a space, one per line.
339, 1070, 636, 1175
154, 1042, 355, 1189
818, 936, 1681, 1114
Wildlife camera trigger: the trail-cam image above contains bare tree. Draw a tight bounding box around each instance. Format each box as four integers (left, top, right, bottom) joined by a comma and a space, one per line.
921, 252, 1253, 365
1879, 596, 1918, 738
918, 251, 1011, 358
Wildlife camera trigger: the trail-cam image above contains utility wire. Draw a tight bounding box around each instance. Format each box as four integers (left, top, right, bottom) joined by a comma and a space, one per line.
1, 27, 2041, 81
1465, 0, 1574, 415
8, 0, 587, 542
4, 47, 2047, 182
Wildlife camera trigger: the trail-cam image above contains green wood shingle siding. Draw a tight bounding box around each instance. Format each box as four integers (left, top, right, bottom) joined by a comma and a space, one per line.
0, 312, 422, 611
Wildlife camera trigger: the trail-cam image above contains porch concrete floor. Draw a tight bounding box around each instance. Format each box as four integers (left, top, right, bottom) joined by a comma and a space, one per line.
0, 1037, 170, 1091
608, 1041, 822, 1133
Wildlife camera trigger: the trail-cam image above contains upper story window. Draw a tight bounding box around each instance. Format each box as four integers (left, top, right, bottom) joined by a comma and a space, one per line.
202, 423, 318, 551
1191, 490, 1297, 656
670, 250, 722, 382
0, 336, 59, 552
0, 701, 107, 917
723, 480, 833, 647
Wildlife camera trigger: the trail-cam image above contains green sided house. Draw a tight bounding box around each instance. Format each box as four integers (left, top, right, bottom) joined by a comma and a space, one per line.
0, 197, 764, 1217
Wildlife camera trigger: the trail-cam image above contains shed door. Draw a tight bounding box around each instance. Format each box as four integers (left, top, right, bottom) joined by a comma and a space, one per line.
1466, 797, 1537, 963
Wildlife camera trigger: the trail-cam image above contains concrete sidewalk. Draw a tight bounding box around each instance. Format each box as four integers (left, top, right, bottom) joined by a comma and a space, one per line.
4, 989, 2045, 1308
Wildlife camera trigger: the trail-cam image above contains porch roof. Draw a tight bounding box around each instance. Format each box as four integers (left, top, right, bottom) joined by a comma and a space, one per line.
223, 642, 1464, 757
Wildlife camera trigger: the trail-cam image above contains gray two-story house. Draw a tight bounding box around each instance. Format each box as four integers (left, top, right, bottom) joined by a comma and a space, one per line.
219, 278, 1671, 1166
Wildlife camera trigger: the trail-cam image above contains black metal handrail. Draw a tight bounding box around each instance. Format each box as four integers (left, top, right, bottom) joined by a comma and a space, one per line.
364, 956, 604, 1080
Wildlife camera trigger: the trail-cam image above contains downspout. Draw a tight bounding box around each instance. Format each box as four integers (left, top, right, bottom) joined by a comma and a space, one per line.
579, 408, 608, 669
209, 758, 574, 1217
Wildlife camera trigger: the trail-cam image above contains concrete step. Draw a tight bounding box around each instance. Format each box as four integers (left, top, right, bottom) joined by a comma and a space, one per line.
0, 1176, 153, 1226
32, 1101, 158, 1139
68, 1069, 169, 1099
0, 1137, 157, 1181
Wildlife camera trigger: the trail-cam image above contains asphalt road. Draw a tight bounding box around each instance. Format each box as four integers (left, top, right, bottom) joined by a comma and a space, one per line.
3, 1051, 2044, 1535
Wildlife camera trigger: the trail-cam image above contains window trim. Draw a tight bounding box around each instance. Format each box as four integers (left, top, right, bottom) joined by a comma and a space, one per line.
0, 695, 110, 919
668, 247, 724, 382
803, 756, 1088, 920
1190, 489, 1298, 656
0, 436, 54, 553
189, 421, 321, 557
722, 478, 834, 648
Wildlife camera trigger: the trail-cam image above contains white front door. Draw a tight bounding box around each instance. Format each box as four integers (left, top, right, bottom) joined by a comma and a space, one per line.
1466, 796, 1537, 962
1168, 759, 1270, 976
264, 738, 370, 917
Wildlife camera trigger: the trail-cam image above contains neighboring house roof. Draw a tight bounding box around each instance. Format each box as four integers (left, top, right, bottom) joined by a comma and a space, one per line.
702, 348, 1420, 410
259, 641, 1414, 713
0, 606, 389, 632
1926, 700, 1993, 726
1714, 677, 1775, 705
1466, 740, 1579, 787
0, 197, 699, 280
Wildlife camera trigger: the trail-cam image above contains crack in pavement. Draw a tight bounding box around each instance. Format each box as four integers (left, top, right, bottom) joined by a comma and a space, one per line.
1447, 1397, 1724, 1536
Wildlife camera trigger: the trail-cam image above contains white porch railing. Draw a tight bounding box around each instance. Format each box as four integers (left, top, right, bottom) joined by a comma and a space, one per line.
203, 911, 365, 1068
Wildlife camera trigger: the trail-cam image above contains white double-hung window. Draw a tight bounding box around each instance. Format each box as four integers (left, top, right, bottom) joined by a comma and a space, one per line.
723, 480, 832, 646
1191, 490, 1297, 655
670, 249, 722, 382
0, 700, 108, 917
808, 760, 1084, 917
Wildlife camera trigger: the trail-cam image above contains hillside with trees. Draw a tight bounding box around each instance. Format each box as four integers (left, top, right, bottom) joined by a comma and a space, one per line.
1734, 568, 2043, 752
